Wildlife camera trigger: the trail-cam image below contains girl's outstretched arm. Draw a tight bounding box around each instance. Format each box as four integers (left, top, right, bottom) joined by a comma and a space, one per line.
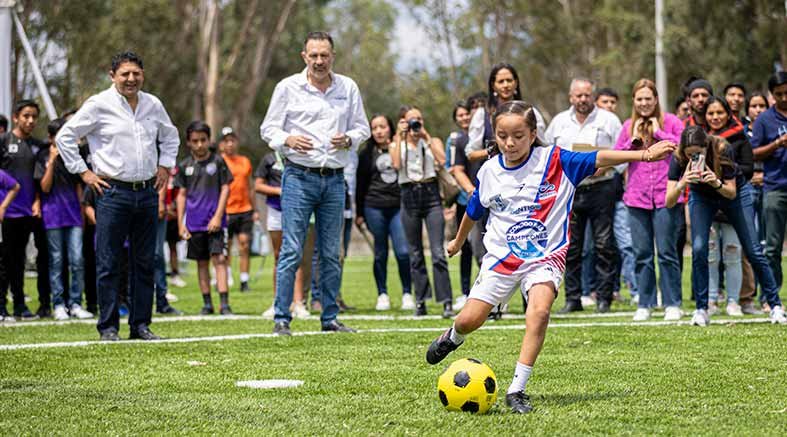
595, 140, 676, 168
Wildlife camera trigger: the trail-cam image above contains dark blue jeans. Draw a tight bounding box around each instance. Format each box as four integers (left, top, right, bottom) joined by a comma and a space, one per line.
275, 166, 344, 325
628, 205, 683, 309
95, 184, 157, 334
364, 206, 411, 296
154, 218, 170, 311
689, 183, 782, 310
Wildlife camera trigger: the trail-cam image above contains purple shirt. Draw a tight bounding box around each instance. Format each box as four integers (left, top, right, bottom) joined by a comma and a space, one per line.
34, 150, 83, 229
0, 170, 19, 210
614, 112, 684, 210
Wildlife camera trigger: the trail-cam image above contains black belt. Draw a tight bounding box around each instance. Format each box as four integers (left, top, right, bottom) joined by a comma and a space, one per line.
401, 178, 437, 188
104, 177, 156, 191
285, 160, 343, 176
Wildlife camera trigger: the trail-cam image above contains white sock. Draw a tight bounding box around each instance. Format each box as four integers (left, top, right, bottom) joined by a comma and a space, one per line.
449, 323, 465, 344
240, 272, 249, 282
226, 267, 233, 279
507, 362, 533, 394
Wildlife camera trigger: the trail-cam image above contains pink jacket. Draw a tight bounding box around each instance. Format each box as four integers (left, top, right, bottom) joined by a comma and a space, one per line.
614, 112, 685, 210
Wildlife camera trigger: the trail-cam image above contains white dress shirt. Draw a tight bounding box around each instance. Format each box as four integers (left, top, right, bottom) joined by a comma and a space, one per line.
55, 86, 179, 182
465, 106, 546, 157
545, 105, 622, 185
260, 69, 371, 169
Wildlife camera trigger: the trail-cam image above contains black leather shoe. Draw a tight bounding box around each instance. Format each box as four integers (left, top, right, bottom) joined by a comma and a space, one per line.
596, 300, 611, 313
415, 301, 427, 317
273, 321, 291, 336
337, 298, 355, 313
505, 391, 533, 414
426, 328, 462, 365
100, 331, 120, 341
557, 301, 583, 314
321, 320, 356, 333
157, 305, 183, 316
129, 327, 161, 341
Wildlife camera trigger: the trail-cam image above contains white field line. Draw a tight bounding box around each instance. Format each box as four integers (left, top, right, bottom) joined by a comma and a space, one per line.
0, 317, 774, 352
0, 311, 646, 329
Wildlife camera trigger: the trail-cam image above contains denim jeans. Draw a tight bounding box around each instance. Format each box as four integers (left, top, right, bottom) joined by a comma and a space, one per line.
455, 203, 474, 295
708, 222, 741, 303
763, 189, 787, 289
400, 182, 452, 304
628, 205, 683, 309
275, 166, 344, 325
47, 226, 84, 308
565, 180, 618, 305
154, 218, 170, 311
364, 206, 411, 296
614, 201, 637, 295
95, 184, 157, 334
689, 183, 782, 310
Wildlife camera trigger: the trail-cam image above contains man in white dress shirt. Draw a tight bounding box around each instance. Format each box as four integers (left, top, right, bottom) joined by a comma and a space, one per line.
56, 52, 179, 341
544, 78, 622, 314
260, 32, 370, 336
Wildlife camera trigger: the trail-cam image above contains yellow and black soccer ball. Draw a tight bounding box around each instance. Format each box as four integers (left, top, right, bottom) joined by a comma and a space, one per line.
437, 358, 497, 414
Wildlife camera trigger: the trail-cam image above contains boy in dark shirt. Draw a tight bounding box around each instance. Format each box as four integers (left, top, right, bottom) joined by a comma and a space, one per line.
35, 118, 91, 320
0, 100, 45, 319
175, 121, 233, 315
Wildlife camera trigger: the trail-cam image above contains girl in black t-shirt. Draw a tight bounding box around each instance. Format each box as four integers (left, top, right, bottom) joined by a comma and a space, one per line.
355, 114, 413, 312
665, 126, 786, 326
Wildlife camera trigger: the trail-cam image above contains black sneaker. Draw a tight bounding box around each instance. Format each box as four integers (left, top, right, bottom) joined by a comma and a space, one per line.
14, 308, 39, 320
200, 305, 214, 315
442, 302, 454, 319
219, 305, 233, 315
36, 306, 52, 318
99, 330, 120, 341
505, 391, 533, 414
129, 327, 162, 341
157, 305, 183, 316
321, 320, 356, 333
240, 281, 250, 292
426, 328, 462, 365
415, 301, 427, 317
273, 321, 291, 336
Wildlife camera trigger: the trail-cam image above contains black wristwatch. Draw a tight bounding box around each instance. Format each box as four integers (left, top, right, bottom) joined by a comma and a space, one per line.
714, 179, 723, 190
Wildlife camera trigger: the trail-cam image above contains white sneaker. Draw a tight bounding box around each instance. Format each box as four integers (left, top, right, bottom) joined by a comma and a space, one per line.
401, 293, 415, 310
632, 308, 651, 322
292, 302, 310, 319
54, 305, 69, 321
707, 303, 719, 316
262, 305, 275, 319
664, 306, 682, 321
165, 292, 179, 303
580, 295, 596, 307
375, 294, 391, 311
725, 301, 743, 317
169, 274, 187, 288
70, 304, 94, 319
454, 295, 467, 311
691, 309, 709, 327
769, 306, 787, 324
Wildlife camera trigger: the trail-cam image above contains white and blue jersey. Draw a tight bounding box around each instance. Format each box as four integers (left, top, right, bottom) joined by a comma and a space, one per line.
466, 146, 597, 275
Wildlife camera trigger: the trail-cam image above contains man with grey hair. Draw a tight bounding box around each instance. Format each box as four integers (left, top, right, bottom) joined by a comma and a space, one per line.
545, 78, 622, 313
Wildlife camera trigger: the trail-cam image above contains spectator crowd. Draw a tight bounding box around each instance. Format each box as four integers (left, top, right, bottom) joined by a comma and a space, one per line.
1, 31, 787, 338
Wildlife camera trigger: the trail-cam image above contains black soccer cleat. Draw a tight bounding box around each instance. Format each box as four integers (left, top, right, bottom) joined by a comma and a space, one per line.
426, 328, 462, 365
505, 391, 533, 414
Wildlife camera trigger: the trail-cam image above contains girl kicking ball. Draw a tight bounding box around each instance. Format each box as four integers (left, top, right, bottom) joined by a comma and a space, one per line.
425, 100, 676, 414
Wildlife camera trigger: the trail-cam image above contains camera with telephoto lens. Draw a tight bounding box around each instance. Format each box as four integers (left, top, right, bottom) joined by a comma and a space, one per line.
407, 118, 422, 133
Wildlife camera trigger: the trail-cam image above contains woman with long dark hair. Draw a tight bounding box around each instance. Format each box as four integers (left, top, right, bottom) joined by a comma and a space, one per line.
355, 114, 413, 311
702, 96, 753, 316
665, 126, 786, 326
391, 106, 453, 318
614, 79, 685, 322
465, 63, 545, 163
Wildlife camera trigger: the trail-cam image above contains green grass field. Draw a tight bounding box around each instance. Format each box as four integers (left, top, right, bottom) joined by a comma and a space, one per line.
2, 256, 787, 436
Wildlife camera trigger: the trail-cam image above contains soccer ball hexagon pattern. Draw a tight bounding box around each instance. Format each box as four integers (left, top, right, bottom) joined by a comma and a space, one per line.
437, 358, 497, 414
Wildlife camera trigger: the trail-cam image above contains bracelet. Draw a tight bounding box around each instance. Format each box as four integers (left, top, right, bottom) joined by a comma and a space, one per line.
641, 149, 651, 162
